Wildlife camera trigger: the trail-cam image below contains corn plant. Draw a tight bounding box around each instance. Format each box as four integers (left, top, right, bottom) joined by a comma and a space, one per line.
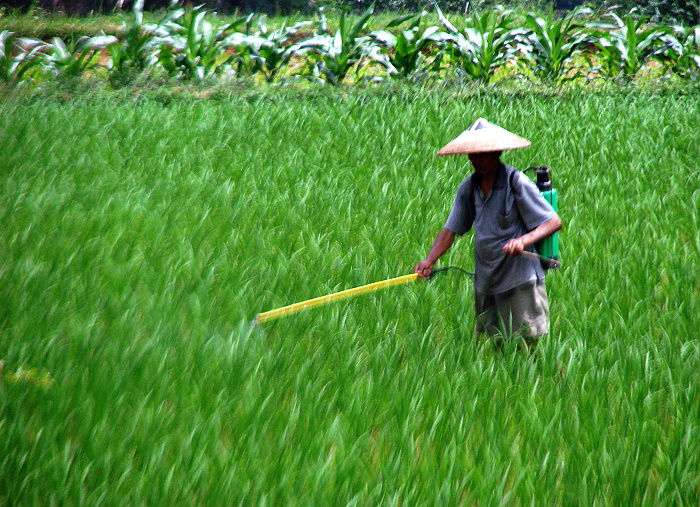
588, 11, 672, 82
42, 34, 118, 79
435, 4, 517, 85
658, 25, 700, 79
369, 12, 445, 79
516, 6, 593, 82
205, 14, 256, 78
108, 0, 153, 76
107, 0, 182, 83
291, 5, 374, 86
0, 31, 46, 86
231, 16, 311, 83
157, 4, 239, 81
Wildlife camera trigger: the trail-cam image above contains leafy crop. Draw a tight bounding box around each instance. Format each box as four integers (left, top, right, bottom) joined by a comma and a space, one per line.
589, 11, 673, 81
156, 4, 241, 81
235, 16, 312, 83
2, 6, 700, 89
42, 34, 118, 78
107, 0, 183, 84
0, 31, 46, 86
291, 5, 375, 85
370, 12, 444, 79
661, 24, 700, 78
517, 6, 593, 82
435, 4, 517, 84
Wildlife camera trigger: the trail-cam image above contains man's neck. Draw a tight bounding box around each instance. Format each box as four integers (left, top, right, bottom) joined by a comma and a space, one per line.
474, 162, 501, 197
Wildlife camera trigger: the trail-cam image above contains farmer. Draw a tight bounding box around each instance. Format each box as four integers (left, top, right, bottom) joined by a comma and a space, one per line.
414, 118, 562, 351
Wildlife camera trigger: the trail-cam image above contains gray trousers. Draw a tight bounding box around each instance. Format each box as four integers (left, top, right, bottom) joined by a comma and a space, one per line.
474, 280, 549, 341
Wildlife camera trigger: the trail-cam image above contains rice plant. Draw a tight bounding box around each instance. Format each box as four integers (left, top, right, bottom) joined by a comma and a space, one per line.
1, 78, 699, 505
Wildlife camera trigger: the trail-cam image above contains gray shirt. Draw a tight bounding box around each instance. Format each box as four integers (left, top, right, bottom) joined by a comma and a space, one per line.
444, 163, 556, 295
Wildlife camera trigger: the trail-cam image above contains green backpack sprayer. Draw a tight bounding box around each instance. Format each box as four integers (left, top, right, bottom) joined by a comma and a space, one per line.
530, 166, 560, 270
468, 164, 561, 270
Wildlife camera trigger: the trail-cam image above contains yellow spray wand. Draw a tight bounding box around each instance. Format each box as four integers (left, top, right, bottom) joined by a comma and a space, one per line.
255, 266, 472, 324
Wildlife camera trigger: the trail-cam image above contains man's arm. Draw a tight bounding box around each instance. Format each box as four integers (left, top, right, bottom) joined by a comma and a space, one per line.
414, 228, 456, 278
502, 214, 562, 257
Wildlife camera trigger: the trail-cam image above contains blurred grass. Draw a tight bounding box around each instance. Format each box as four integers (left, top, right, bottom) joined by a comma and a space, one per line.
0, 8, 522, 40
1, 85, 699, 504
0, 9, 399, 39
0, 11, 126, 38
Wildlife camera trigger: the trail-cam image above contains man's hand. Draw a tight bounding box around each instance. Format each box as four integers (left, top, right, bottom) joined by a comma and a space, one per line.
502, 237, 526, 257
414, 260, 434, 278
415, 228, 456, 278
503, 215, 562, 258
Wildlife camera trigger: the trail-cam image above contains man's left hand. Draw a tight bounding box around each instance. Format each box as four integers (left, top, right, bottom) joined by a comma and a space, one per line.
503, 237, 525, 256
503, 215, 562, 258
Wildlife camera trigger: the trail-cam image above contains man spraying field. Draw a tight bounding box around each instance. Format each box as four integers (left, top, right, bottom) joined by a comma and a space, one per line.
415, 118, 562, 351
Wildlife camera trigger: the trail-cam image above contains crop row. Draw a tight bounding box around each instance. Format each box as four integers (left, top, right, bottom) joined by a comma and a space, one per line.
2, 1, 700, 88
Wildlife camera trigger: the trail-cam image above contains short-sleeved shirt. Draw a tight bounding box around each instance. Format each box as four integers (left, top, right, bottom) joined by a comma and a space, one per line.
444, 163, 556, 295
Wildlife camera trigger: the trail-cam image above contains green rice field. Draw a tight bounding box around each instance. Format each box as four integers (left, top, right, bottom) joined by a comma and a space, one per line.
1, 86, 699, 504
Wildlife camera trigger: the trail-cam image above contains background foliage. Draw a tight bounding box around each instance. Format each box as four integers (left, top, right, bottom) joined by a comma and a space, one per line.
0, 0, 698, 24
2, 2, 700, 89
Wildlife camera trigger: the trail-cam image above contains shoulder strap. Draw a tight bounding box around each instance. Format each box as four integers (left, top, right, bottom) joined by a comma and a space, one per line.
468, 175, 476, 218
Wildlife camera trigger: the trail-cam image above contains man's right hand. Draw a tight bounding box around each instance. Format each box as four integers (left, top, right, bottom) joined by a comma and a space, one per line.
415, 228, 456, 279
414, 260, 434, 278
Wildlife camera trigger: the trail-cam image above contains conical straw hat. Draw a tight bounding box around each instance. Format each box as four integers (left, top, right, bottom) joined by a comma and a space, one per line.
437, 118, 531, 156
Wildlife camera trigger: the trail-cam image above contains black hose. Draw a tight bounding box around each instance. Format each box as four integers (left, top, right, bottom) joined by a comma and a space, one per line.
429, 265, 474, 278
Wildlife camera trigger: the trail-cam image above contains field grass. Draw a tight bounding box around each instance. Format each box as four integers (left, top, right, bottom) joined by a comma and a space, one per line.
0, 8, 441, 39
1, 85, 699, 504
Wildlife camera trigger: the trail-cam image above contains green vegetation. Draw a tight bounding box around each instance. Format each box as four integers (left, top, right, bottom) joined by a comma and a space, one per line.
1, 3, 699, 88
292, 5, 376, 85
1, 85, 699, 504
519, 6, 593, 82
